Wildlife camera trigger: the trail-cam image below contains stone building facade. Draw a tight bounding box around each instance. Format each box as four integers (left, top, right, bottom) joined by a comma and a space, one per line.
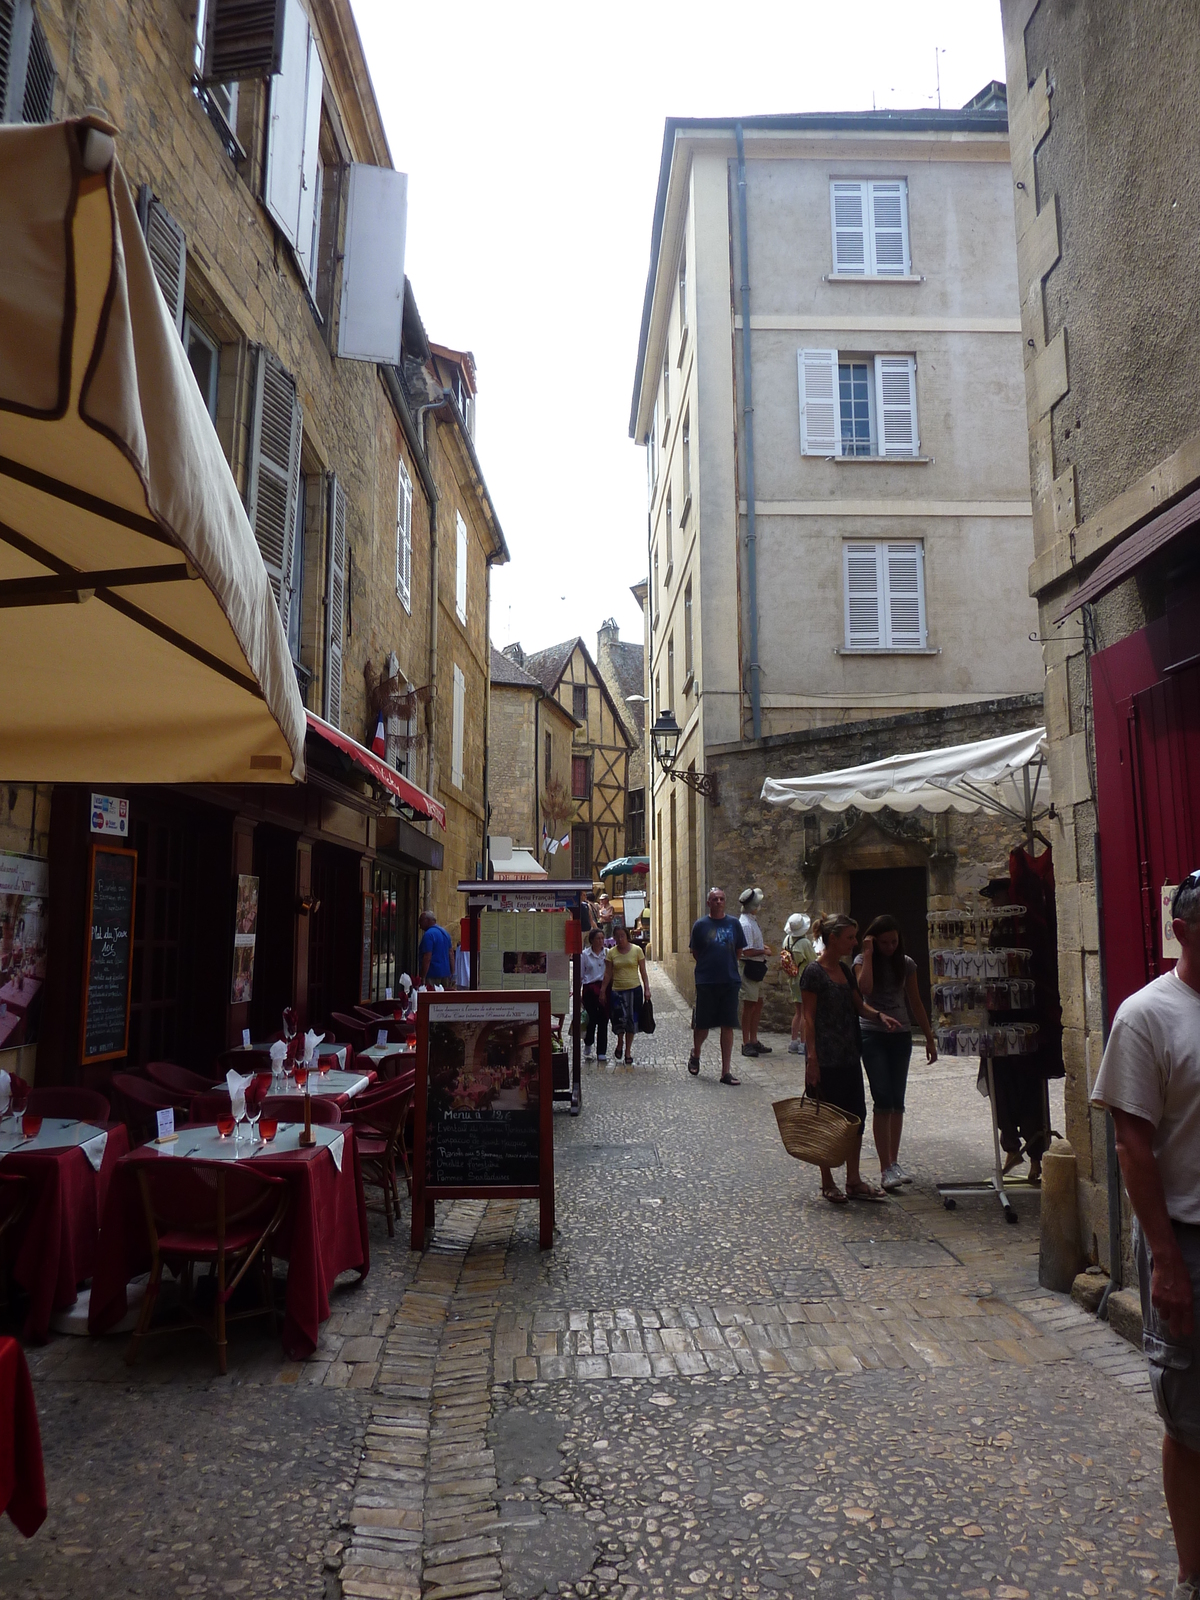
595, 619, 647, 858
1000, 0, 1200, 1271
487, 646, 579, 876
629, 97, 1043, 998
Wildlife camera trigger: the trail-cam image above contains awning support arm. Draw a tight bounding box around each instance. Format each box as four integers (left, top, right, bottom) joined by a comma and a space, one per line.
0, 564, 194, 606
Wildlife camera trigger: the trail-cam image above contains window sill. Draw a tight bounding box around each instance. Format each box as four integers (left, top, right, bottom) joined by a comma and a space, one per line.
837, 646, 940, 656
823, 273, 924, 284
831, 454, 933, 464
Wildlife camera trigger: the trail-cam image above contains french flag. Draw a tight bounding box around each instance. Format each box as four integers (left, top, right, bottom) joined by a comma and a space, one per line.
371, 712, 387, 758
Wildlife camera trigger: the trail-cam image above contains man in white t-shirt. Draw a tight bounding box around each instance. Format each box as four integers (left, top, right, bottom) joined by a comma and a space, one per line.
1091, 871, 1200, 1600
738, 887, 773, 1058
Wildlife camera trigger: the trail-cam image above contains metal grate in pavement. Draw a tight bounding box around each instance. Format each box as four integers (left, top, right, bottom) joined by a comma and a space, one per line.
766, 1268, 842, 1300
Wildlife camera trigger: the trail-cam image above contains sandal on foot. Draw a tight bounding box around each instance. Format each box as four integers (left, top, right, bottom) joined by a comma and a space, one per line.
687, 1055, 701, 1076
821, 1185, 848, 1206
719, 1072, 741, 1086
846, 1181, 888, 1203
624, 1053, 633, 1065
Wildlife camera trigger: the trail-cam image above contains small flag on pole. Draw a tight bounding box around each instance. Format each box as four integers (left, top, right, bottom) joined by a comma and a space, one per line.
371, 712, 387, 758
560, 833, 570, 849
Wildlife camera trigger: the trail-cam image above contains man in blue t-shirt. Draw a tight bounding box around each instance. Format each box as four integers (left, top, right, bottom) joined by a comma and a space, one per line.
418, 912, 454, 987
688, 887, 747, 1084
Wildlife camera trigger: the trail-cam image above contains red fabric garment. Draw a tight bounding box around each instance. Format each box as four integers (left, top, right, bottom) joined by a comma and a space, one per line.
5, 1123, 130, 1342
88, 1131, 369, 1359
0, 1336, 46, 1536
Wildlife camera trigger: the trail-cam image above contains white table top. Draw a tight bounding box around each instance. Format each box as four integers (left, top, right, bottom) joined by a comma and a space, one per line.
357, 1043, 416, 1066
210, 1068, 370, 1100
152, 1121, 344, 1165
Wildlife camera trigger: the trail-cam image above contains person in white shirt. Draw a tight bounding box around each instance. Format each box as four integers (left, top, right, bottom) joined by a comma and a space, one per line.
579, 927, 610, 1064
1091, 871, 1200, 1600
738, 887, 774, 1058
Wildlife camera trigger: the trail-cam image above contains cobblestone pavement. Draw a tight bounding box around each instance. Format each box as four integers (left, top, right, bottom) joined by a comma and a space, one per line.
1, 962, 1176, 1600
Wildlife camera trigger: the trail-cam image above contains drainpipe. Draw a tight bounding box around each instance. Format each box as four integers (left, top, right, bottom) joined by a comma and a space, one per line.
534, 692, 541, 864
735, 123, 762, 742
414, 398, 444, 912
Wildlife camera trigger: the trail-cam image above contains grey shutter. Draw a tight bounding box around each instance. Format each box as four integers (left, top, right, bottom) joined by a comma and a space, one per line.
0, 0, 18, 121
323, 474, 347, 727
337, 164, 409, 362
246, 347, 302, 638
265, 0, 321, 264
874, 355, 919, 456
869, 180, 909, 275
884, 542, 926, 647
830, 181, 866, 275
201, 0, 285, 83
798, 348, 839, 455
19, 5, 51, 122
844, 543, 882, 649
137, 187, 187, 337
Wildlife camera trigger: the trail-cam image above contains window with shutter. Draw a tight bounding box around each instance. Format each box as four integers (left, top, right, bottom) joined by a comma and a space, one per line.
137, 187, 187, 337
323, 475, 347, 727
869, 181, 909, 274
451, 665, 465, 789
571, 756, 589, 801
798, 349, 839, 456
246, 347, 303, 639
200, 0, 285, 82
455, 511, 467, 624
874, 355, 919, 456
396, 457, 413, 613
884, 542, 926, 647
844, 543, 882, 649
830, 182, 867, 275
829, 179, 910, 276
1, 1, 55, 124
264, 0, 322, 279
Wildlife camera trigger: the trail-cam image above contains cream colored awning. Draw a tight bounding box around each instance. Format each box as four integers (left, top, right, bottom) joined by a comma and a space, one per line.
0, 119, 305, 784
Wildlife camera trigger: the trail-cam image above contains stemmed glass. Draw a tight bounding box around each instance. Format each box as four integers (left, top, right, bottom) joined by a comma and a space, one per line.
232, 1088, 247, 1146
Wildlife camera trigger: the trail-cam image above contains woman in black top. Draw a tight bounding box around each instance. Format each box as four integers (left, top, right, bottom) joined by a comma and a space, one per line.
799, 914, 901, 1205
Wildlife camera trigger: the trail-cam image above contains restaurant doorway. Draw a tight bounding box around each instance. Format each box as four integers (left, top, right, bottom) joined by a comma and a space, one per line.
849, 865, 931, 1021
370, 861, 418, 1001
249, 824, 298, 1040
307, 842, 363, 1027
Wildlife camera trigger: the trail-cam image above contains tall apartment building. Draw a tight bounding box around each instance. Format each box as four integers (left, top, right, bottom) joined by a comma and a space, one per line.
630, 95, 1043, 998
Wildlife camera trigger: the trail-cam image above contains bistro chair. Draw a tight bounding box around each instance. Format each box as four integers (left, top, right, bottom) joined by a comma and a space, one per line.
0, 1173, 29, 1310
345, 1080, 414, 1237
259, 1095, 342, 1126
189, 1090, 231, 1123
125, 1161, 290, 1375
327, 1012, 370, 1059
146, 1062, 212, 1106
369, 1051, 416, 1085
111, 1073, 190, 1144
25, 1086, 110, 1122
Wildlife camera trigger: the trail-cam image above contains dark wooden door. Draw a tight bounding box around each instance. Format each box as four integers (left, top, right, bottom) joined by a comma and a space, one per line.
849, 865, 930, 1021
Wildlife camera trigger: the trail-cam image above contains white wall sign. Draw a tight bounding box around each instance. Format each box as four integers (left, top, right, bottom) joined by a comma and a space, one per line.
1162, 885, 1182, 961
90, 794, 128, 837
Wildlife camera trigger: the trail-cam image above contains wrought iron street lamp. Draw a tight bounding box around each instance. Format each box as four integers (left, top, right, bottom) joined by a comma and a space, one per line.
649, 709, 719, 800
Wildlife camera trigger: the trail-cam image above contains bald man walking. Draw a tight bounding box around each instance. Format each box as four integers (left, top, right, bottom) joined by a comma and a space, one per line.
687, 887, 747, 1085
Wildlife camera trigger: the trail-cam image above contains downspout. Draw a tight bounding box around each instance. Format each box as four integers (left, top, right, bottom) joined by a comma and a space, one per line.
735, 124, 762, 742
534, 692, 541, 864
483, 552, 494, 879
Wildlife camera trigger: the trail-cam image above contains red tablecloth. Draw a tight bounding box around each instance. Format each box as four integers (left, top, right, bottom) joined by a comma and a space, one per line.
4, 1122, 130, 1343
88, 1129, 369, 1359
0, 1336, 46, 1536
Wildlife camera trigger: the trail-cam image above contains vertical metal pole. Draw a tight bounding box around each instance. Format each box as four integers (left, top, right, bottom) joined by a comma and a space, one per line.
735, 124, 762, 742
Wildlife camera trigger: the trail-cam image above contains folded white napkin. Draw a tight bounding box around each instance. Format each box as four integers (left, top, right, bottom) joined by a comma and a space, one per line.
329, 1132, 344, 1172
80, 1129, 108, 1171
398, 973, 413, 994
302, 1028, 324, 1066
225, 1067, 252, 1118
269, 1039, 288, 1066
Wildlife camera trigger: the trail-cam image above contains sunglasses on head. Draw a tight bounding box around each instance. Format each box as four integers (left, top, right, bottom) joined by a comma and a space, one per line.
1171, 870, 1200, 918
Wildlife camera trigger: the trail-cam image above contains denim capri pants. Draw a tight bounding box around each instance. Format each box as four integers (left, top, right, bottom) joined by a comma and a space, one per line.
860, 1030, 912, 1113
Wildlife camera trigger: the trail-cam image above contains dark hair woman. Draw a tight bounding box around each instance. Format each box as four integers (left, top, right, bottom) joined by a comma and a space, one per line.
854, 914, 937, 1191
601, 923, 650, 1067
798, 914, 902, 1205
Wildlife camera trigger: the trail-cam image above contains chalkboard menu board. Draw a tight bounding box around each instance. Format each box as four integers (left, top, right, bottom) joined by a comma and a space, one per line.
412, 992, 554, 1250
80, 844, 137, 1064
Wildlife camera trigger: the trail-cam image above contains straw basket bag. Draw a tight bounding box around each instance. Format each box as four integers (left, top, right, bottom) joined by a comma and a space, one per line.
772, 1094, 861, 1169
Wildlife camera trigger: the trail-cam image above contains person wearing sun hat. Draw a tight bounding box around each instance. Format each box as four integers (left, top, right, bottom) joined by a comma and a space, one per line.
781, 912, 817, 1055
737, 887, 773, 1057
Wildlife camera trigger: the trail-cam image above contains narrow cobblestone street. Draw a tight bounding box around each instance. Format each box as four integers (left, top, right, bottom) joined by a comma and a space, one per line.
2, 963, 1175, 1599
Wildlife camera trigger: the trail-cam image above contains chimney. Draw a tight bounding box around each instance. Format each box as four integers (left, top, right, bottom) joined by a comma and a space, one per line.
597, 618, 620, 654
502, 642, 525, 667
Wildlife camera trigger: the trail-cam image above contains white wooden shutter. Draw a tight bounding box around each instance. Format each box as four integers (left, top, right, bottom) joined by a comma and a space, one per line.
451, 664, 465, 789
323, 474, 347, 727
265, 0, 321, 276
884, 542, 926, 648
844, 543, 882, 649
830, 181, 867, 275
201, 0, 286, 82
875, 355, 919, 456
396, 457, 413, 612
337, 164, 408, 362
868, 180, 909, 275
455, 511, 468, 623
798, 349, 839, 456
137, 188, 187, 337
246, 348, 302, 638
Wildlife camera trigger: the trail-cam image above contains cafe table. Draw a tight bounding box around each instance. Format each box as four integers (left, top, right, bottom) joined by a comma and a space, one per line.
0, 1336, 46, 1537
0, 1116, 129, 1342
230, 1040, 349, 1070
356, 1042, 416, 1070
207, 1066, 375, 1109
89, 1121, 369, 1360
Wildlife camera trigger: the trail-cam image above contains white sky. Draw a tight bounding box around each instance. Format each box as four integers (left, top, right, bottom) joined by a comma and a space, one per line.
352, 0, 1006, 662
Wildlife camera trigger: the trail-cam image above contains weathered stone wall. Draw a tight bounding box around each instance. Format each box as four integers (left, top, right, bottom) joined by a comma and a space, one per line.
488, 689, 537, 848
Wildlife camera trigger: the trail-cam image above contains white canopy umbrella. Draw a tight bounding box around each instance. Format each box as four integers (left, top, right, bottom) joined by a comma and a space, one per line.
0, 118, 305, 783
760, 727, 1049, 838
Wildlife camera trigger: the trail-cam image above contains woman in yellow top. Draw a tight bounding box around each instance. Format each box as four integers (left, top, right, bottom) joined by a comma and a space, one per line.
601, 922, 650, 1067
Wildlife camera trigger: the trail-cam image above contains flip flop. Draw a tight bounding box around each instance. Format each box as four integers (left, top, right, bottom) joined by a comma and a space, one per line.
687, 1055, 701, 1076
822, 1185, 848, 1206
846, 1182, 888, 1203
719, 1073, 741, 1086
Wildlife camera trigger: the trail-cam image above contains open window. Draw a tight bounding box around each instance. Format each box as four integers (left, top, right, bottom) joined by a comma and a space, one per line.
799, 349, 919, 458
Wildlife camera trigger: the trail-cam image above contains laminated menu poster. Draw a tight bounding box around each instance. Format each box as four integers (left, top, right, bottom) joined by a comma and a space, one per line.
80, 844, 137, 1064
478, 911, 570, 1010
412, 991, 554, 1250
0, 850, 49, 1052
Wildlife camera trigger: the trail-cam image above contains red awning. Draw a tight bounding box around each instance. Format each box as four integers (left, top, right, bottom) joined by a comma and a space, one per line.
305, 712, 446, 830
1054, 482, 1200, 621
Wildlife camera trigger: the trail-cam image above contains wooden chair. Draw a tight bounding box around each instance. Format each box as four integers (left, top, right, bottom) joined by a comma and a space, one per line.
125, 1162, 289, 1374
25, 1086, 110, 1122
111, 1074, 190, 1143
368, 1051, 416, 1084
345, 1081, 414, 1236
327, 1012, 369, 1059
145, 1062, 211, 1105
259, 1095, 341, 1126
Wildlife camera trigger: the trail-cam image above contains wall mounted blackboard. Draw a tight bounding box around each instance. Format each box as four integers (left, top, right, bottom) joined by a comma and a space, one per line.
80, 844, 137, 1064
